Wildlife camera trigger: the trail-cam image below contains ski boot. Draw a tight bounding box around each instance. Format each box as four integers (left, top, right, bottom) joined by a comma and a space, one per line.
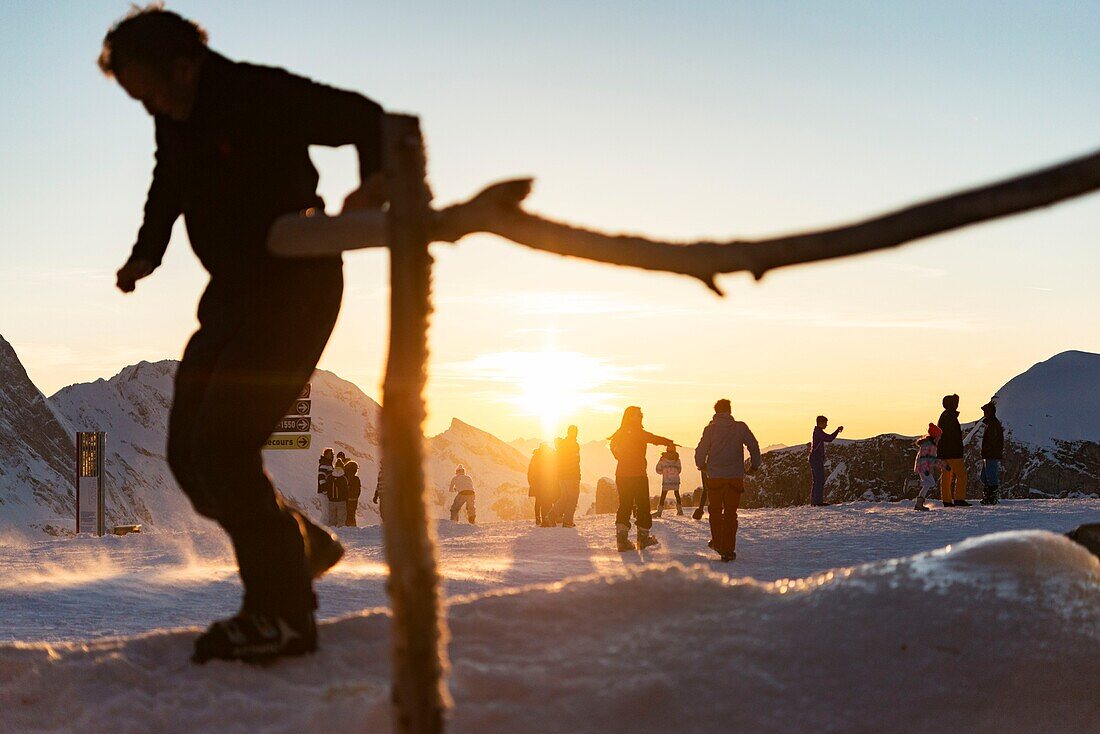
721, 551, 736, 563
616, 524, 636, 552
980, 488, 999, 505
954, 499, 972, 507
637, 527, 659, 551
942, 500, 955, 508
654, 505, 663, 519
676, 502, 684, 516
913, 497, 930, 512
192, 611, 317, 664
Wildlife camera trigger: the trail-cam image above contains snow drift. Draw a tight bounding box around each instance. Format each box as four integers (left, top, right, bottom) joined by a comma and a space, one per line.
2, 528, 1097, 734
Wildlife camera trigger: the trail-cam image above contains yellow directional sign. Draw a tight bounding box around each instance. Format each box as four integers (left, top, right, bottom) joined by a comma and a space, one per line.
263, 434, 312, 451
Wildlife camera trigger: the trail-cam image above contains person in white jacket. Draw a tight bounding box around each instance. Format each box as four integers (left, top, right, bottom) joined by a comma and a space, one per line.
654, 448, 683, 517
448, 466, 476, 523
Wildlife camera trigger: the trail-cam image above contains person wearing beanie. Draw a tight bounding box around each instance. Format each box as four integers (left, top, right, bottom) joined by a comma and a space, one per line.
327, 459, 348, 526
694, 399, 761, 562
654, 446, 683, 517
979, 400, 1004, 505
912, 423, 943, 511
937, 394, 970, 507
343, 461, 362, 527
449, 465, 477, 523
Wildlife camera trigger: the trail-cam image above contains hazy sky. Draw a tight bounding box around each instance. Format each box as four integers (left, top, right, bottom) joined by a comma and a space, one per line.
2, 1, 1098, 448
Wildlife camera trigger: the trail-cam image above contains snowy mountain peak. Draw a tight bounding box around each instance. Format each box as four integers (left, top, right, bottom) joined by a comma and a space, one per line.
0, 334, 75, 532
995, 350, 1100, 447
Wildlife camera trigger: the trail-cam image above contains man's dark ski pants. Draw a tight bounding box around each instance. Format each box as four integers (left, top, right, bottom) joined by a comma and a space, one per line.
167, 264, 342, 617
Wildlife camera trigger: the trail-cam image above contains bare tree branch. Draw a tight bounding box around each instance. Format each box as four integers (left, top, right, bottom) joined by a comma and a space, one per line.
435, 147, 1100, 294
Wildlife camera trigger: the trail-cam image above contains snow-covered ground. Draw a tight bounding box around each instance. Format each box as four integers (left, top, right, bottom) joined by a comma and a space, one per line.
2, 499, 1098, 733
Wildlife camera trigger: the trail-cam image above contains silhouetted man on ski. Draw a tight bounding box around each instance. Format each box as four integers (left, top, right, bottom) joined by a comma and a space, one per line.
100, 6, 385, 663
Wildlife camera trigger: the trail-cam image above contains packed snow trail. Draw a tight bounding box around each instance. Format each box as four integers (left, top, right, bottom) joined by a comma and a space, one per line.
1, 500, 1098, 642
1, 526, 1097, 733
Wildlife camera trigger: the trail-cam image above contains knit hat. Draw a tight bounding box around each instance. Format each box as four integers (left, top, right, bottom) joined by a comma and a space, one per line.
928, 423, 943, 439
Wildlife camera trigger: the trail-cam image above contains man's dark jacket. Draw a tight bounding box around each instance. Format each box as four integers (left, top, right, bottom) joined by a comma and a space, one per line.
128, 51, 384, 281
937, 410, 964, 460
982, 418, 1004, 460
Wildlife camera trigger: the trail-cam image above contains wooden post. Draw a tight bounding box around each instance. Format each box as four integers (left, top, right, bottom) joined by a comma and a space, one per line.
380, 114, 450, 734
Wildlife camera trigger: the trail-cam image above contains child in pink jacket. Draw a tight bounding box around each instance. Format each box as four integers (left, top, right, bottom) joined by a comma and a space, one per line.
913, 423, 943, 512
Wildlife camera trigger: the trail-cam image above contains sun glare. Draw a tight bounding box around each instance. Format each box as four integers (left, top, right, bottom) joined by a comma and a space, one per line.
454, 351, 620, 437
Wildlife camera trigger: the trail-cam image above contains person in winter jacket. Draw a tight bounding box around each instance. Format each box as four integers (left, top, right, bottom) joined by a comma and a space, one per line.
372, 461, 385, 521
654, 447, 683, 517
344, 461, 361, 527
318, 448, 334, 499
528, 444, 558, 526
937, 394, 970, 506
548, 426, 582, 527
912, 423, 942, 511
809, 415, 843, 506
449, 465, 476, 523
103, 5, 383, 662
327, 461, 348, 526
979, 400, 1004, 505
695, 399, 761, 562
610, 406, 674, 551
335, 451, 347, 470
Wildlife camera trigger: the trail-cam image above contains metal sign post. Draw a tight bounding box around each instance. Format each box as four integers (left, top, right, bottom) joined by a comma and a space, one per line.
75, 431, 106, 536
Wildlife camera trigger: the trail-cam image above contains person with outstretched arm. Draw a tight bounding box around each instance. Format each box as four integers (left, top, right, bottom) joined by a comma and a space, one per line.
809, 415, 843, 506
610, 406, 675, 552
695, 399, 761, 562
101, 6, 383, 663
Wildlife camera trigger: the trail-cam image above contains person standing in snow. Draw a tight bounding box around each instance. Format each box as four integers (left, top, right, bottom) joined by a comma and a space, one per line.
344, 461, 361, 526
937, 394, 970, 506
695, 399, 761, 562
448, 465, 476, 523
654, 447, 683, 517
318, 448, 335, 500
808, 415, 843, 506
979, 400, 1004, 505
528, 443, 558, 527
548, 426, 582, 527
328, 460, 348, 526
372, 461, 385, 521
610, 406, 675, 551
102, 6, 384, 661
912, 423, 942, 511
